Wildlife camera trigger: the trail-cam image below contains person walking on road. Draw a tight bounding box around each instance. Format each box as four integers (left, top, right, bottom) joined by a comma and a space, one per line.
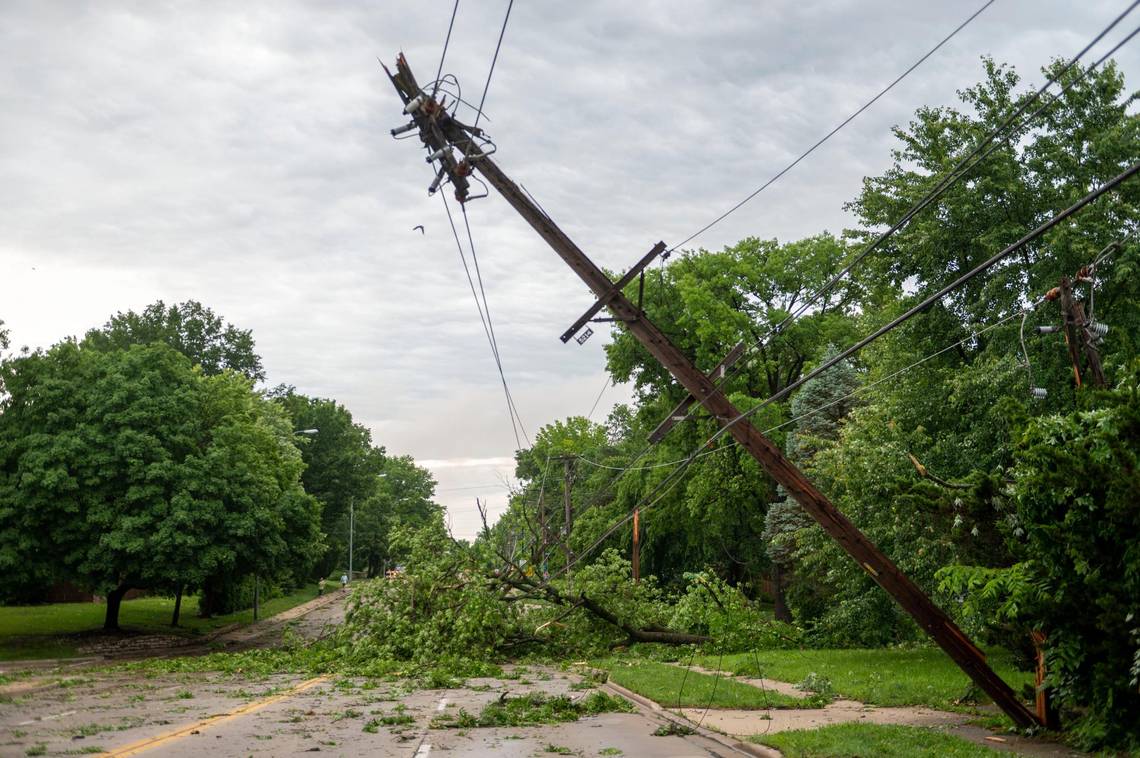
318, 578, 325, 596
340, 573, 348, 589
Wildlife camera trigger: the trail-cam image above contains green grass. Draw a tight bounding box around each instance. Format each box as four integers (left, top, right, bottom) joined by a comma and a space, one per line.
0, 584, 322, 660
604, 660, 817, 709
752, 723, 1000, 757
694, 648, 1033, 709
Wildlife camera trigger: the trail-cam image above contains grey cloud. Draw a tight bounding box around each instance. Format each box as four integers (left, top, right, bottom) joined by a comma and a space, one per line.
2, 0, 1136, 537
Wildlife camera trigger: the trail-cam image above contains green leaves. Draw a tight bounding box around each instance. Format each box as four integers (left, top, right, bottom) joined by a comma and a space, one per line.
0, 341, 320, 622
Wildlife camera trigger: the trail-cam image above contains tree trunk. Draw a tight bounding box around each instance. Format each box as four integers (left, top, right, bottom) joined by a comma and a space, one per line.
170, 585, 184, 627
104, 582, 131, 632
772, 564, 792, 623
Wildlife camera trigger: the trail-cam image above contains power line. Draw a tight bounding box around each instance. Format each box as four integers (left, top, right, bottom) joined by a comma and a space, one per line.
704, 159, 1139, 449
514, 3, 1140, 558
438, 483, 512, 493
665, 9, 1140, 440
442, 193, 529, 450
474, 0, 514, 129
428, 0, 460, 98
462, 201, 531, 446
574, 306, 1028, 474
586, 375, 610, 420
432, 0, 462, 99
668, 0, 997, 253
563, 307, 1048, 575
561, 191, 1139, 579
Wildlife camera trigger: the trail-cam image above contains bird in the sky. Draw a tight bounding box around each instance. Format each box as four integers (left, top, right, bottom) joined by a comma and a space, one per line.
413, 225, 425, 234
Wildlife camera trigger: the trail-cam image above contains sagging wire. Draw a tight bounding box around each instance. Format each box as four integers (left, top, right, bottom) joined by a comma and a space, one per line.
667, 0, 999, 254
560, 305, 1042, 580
431, 0, 461, 100
442, 192, 529, 450
462, 200, 529, 445
695, 650, 726, 730
474, 0, 514, 130
654, 13, 1140, 444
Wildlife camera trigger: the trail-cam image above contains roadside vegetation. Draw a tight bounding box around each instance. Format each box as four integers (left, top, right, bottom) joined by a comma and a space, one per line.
693, 648, 1034, 710
752, 723, 1003, 757
0, 584, 322, 660
604, 660, 816, 709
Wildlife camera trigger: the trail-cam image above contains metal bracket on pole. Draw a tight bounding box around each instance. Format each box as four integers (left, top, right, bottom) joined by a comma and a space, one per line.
648, 342, 746, 443
560, 242, 667, 343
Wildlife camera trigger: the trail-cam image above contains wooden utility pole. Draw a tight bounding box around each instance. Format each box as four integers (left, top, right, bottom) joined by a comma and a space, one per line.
382, 54, 1040, 729
1057, 276, 1107, 389
561, 456, 574, 567
632, 507, 641, 583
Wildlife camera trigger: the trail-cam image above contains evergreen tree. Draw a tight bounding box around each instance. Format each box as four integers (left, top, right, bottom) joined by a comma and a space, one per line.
762, 346, 859, 620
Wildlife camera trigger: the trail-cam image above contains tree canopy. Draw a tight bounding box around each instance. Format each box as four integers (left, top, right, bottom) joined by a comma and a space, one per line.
0, 341, 319, 628
85, 299, 265, 382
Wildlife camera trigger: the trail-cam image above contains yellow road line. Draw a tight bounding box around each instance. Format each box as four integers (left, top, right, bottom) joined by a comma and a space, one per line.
100, 675, 328, 757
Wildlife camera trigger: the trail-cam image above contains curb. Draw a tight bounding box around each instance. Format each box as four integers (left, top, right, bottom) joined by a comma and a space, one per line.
603, 680, 782, 758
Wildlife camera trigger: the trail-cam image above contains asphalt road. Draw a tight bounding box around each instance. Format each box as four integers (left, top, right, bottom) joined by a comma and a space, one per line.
1, 592, 754, 757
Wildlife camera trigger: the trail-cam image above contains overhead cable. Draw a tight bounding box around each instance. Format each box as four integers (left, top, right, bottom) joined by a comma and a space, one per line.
667, 10, 1140, 438
668, 0, 997, 253
442, 193, 530, 450
703, 160, 1140, 449
432, 0, 462, 99
474, 0, 514, 128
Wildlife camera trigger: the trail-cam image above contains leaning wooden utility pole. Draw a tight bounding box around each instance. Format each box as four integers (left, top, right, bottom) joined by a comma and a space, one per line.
382, 53, 1040, 729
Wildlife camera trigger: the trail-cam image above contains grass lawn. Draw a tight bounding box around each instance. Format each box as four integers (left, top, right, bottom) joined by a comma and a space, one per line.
0, 583, 321, 661
752, 723, 1000, 757
603, 660, 816, 709
694, 648, 1033, 709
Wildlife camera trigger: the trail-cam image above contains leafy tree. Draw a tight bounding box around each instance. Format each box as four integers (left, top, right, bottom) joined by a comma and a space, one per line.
0, 342, 318, 629
762, 347, 859, 621
355, 454, 441, 576
846, 58, 1139, 394
271, 386, 385, 575
606, 234, 859, 404
938, 365, 1140, 750
85, 300, 264, 382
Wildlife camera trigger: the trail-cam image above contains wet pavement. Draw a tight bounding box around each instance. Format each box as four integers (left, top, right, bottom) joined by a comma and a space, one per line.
0, 666, 747, 757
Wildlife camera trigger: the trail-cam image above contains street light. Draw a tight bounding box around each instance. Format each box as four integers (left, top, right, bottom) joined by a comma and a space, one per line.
294, 428, 319, 436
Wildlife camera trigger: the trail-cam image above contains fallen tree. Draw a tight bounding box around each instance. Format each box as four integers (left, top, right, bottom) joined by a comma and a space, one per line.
340, 519, 793, 662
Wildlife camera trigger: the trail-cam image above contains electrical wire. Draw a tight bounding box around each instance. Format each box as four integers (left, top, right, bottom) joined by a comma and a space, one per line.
695, 651, 726, 730
432, 0, 461, 99
663, 11, 1140, 443
586, 375, 610, 420
508, 12, 1140, 573
575, 306, 1030, 474
462, 201, 531, 446
477, 2, 1138, 569
668, 0, 997, 254
559, 260, 1122, 578
700, 160, 1140, 451
474, 0, 514, 129
442, 193, 529, 450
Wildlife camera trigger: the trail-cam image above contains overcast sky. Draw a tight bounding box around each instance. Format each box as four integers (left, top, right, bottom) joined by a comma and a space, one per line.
2, 0, 1137, 539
